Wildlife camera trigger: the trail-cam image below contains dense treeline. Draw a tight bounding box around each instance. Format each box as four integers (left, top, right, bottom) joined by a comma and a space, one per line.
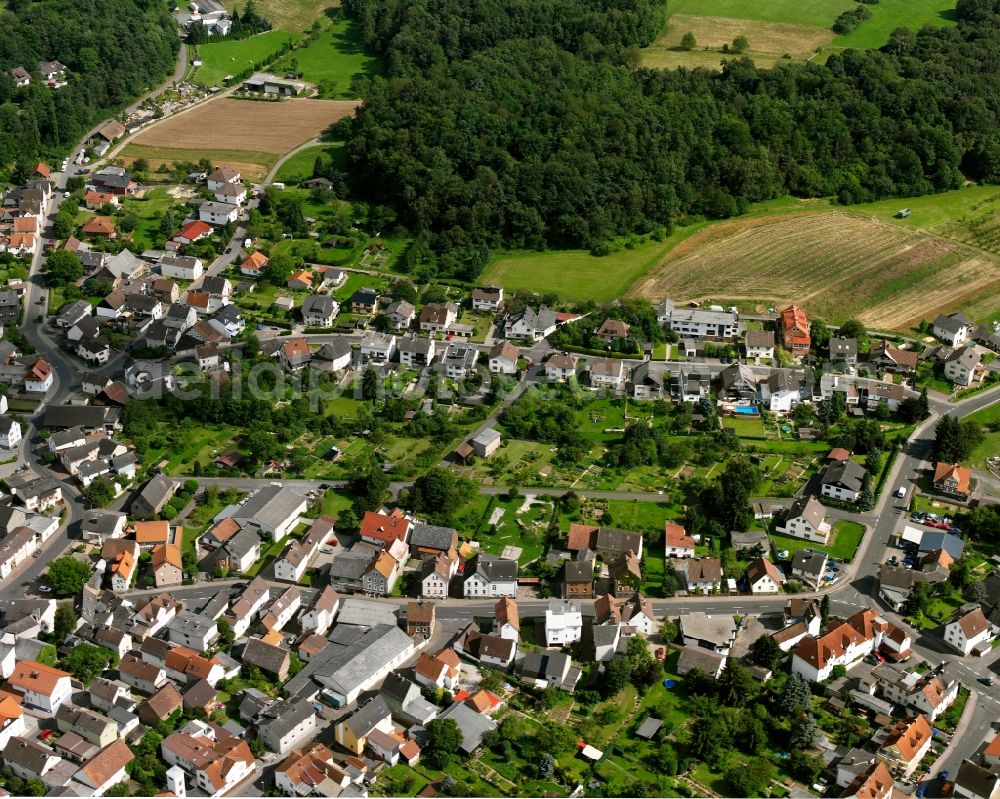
0, 0, 178, 168
341, 0, 1000, 278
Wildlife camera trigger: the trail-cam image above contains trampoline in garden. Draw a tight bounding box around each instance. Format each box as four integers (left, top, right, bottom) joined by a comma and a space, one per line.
662, 679, 677, 689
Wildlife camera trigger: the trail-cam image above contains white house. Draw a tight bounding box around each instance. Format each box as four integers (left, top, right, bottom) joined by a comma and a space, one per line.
820, 458, 867, 504
488, 341, 519, 375
932, 313, 975, 346
421, 552, 457, 599
205, 166, 241, 191
791, 609, 895, 682
299, 586, 340, 637
545, 353, 577, 381
0, 417, 21, 449
747, 558, 785, 595
158, 255, 203, 281
471, 286, 503, 312
544, 599, 583, 646
777, 495, 831, 545
664, 522, 695, 559
944, 606, 993, 655
495, 597, 520, 642
231, 485, 307, 541
463, 555, 517, 598
745, 330, 775, 361
589, 358, 625, 392
198, 202, 239, 226
944, 347, 981, 387
23, 359, 54, 393
359, 332, 396, 364
7, 661, 73, 714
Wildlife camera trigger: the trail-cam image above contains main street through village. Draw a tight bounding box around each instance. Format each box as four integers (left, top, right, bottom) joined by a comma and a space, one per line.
5, 42, 1000, 794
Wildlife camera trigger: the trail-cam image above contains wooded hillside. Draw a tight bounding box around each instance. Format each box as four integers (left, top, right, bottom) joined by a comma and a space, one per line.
342, 0, 1000, 278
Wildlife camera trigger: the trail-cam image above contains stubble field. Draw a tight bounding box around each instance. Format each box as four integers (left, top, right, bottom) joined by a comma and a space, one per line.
628, 210, 1000, 329
123, 97, 356, 179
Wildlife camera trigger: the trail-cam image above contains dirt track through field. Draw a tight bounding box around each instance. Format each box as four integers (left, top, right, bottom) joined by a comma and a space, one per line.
628, 210, 1000, 328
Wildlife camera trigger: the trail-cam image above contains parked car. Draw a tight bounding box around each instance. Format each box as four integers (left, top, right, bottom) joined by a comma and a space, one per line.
38, 585, 52, 593
980, 677, 994, 686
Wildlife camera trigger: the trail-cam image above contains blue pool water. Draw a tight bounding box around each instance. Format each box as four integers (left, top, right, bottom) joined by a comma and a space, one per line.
732, 406, 759, 415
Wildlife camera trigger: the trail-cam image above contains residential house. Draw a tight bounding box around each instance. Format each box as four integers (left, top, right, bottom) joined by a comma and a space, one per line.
151, 544, 183, 588
362, 549, 402, 596
561, 558, 595, 599
82, 216, 117, 238
761, 368, 801, 412
519, 650, 580, 692
301, 295, 338, 328
719, 362, 758, 402
791, 549, 828, 588
406, 600, 436, 638
273, 516, 332, 583
944, 346, 982, 386
470, 428, 501, 459
873, 663, 958, 721
463, 554, 518, 598
158, 255, 203, 281
334, 698, 393, 756
664, 522, 695, 559
679, 612, 737, 654
409, 523, 458, 559
130, 475, 178, 519
383, 300, 416, 331
359, 331, 396, 363
495, 597, 520, 641
744, 329, 775, 361
777, 495, 831, 544
360, 509, 411, 547
274, 743, 351, 796
206, 166, 241, 191
471, 286, 503, 312
437, 701, 498, 753
820, 458, 867, 504
242, 638, 291, 681
279, 337, 311, 371
80, 510, 126, 546
840, 762, 896, 799
933, 313, 975, 346
119, 655, 167, 695
875, 715, 932, 778
349, 287, 379, 315
7, 661, 72, 713
414, 649, 461, 691
260, 587, 303, 633
870, 340, 919, 374
287, 270, 313, 291
747, 558, 785, 594
198, 201, 239, 226
780, 305, 810, 356
397, 335, 435, 368
441, 343, 478, 379
420, 551, 458, 599
661, 304, 739, 340
136, 683, 183, 728
954, 759, 1000, 799
55, 703, 117, 748
487, 341, 519, 375
675, 645, 726, 678
506, 306, 557, 341
589, 358, 625, 392
675, 558, 723, 593
23, 358, 53, 393
0, 417, 21, 450
545, 352, 577, 381
830, 336, 859, 365
630, 362, 664, 400
299, 586, 340, 637
944, 605, 993, 655
566, 523, 644, 559
934, 462, 973, 500
791, 608, 902, 682
166, 610, 219, 652
594, 318, 630, 345
312, 339, 352, 373
419, 302, 459, 334
258, 699, 320, 756
240, 251, 268, 277
544, 599, 583, 646
161, 722, 254, 796
608, 551, 642, 596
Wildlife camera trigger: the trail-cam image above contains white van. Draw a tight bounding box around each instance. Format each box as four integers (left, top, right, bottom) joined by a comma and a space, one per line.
271, 181, 285, 190
896, 486, 907, 498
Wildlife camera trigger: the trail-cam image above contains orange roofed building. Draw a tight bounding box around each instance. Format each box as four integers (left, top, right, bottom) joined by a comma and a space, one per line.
875, 715, 932, 778
792, 609, 910, 682
664, 522, 695, 558
841, 762, 896, 799
780, 305, 810, 356
360, 509, 412, 547
933, 462, 973, 500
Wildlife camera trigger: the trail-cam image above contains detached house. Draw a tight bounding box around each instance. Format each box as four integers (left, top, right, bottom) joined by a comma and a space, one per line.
747, 558, 785, 594
506, 306, 557, 341
589, 358, 625, 392
420, 551, 458, 599
463, 554, 517, 598
419, 302, 459, 334
934, 462, 973, 500
488, 341, 519, 375
545, 353, 577, 381
744, 329, 775, 361
777, 495, 831, 544
301, 295, 338, 328
944, 346, 981, 386
820, 458, 867, 504
675, 558, 722, 593
944, 605, 993, 655
198, 201, 239, 226
545, 599, 583, 646
664, 522, 695, 558
933, 312, 975, 346
780, 305, 810, 356
875, 715, 932, 778
471, 286, 503, 312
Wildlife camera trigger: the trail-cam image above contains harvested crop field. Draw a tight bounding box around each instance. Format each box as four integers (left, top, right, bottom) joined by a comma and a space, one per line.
629, 210, 1000, 330
655, 15, 832, 57
125, 97, 356, 178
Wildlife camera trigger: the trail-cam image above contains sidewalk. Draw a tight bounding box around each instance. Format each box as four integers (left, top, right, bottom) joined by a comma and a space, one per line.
929, 687, 977, 773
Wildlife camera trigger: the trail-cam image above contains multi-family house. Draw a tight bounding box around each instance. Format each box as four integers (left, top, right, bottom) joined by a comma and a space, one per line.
875, 715, 932, 778
544, 600, 583, 646
7, 661, 72, 713
933, 313, 975, 346
791, 609, 905, 681
780, 305, 810, 356
161, 721, 254, 796
397, 335, 435, 367
421, 551, 458, 599
359, 331, 396, 364
944, 346, 982, 386
944, 605, 993, 655
441, 343, 478, 379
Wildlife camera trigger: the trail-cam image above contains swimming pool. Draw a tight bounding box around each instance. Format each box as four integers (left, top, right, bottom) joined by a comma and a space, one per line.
732, 405, 759, 415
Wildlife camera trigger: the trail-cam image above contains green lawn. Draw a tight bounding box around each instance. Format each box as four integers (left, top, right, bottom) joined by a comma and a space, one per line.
272, 19, 381, 97
481, 228, 702, 303
255, 0, 333, 31
963, 402, 1000, 469
274, 143, 345, 184
192, 30, 302, 86
832, 0, 957, 50
116, 188, 183, 251
669, 0, 853, 27
607, 500, 681, 534
771, 519, 866, 563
